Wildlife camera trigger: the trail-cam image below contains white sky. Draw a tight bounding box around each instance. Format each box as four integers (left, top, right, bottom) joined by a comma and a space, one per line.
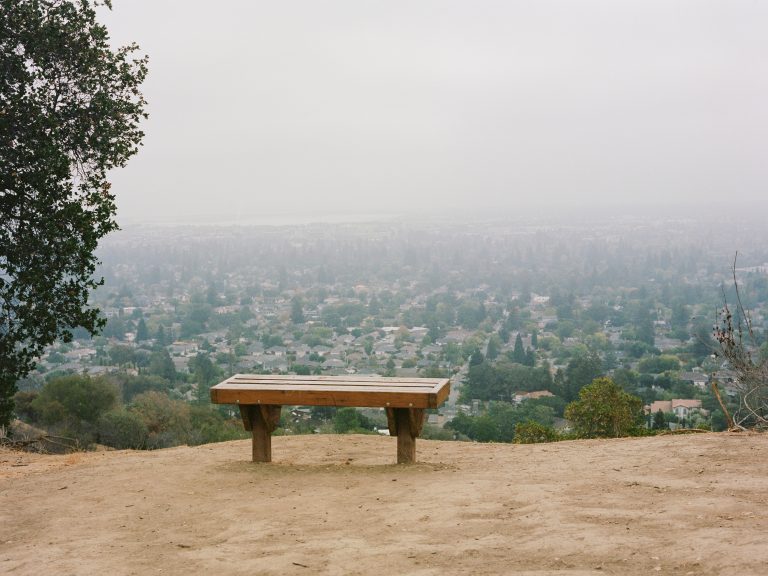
100, 1, 768, 224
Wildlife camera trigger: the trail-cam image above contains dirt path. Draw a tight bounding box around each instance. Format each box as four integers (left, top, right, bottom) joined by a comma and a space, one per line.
2, 433, 767, 575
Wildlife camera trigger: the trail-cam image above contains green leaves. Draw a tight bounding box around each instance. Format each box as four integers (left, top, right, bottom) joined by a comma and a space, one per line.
564, 377, 644, 438
1, 1, 147, 427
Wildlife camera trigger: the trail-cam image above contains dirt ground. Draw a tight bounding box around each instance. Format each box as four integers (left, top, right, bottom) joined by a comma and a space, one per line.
2, 432, 767, 576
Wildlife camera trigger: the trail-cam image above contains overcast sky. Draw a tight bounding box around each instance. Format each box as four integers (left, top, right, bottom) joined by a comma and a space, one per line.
100, 1, 767, 225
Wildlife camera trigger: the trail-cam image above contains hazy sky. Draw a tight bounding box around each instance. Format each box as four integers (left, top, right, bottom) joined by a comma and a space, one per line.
100, 1, 767, 224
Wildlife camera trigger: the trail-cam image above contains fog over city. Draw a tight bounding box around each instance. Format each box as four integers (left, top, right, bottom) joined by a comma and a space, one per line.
100, 1, 768, 225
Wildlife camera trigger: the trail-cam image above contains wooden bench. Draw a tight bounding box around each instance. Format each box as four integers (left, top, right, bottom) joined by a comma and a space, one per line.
209, 374, 451, 464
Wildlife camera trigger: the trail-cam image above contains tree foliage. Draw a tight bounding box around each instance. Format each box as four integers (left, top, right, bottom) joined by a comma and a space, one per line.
464, 357, 553, 402
97, 408, 148, 449
0, 0, 148, 427
447, 400, 555, 443
332, 407, 373, 433
637, 354, 680, 374
110, 373, 170, 403
560, 351, 603, 401
514, 421, 559, 444
188, 353, 219, 404
130, 391, 192, 449
652, 409, 667, 430
564, 377, 644, 438
31, 374, 117, 426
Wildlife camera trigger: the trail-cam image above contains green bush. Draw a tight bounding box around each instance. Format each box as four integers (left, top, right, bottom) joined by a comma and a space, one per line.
108, 373, 171, 403
31, 375, 117, 426
514, 421, 559, 444
420, 423, 456, 441
38, 399, 68, 426
98, 410, 149, 449
130, 391, 192, 449
188, 405, 248, 445
12, 391, 39, 422
333, 407, 373, 433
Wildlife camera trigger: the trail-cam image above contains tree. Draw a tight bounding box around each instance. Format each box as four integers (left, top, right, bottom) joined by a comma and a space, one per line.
486, 334, 501, 361
563, 351, 603, 402
442, 341, 462, 365
135, 318, 149, 342
524, 347, 536, 367
638, 354, 680, 374
512, 333, 526, 364
384, 357, 396, 377
113, 373, 169, 403
155, 325, 168, 347
670, 301, 690, 340
189, 353, 219, 404
147, 349, 177, 382
446, 400, 555, 443
108, 345, 135, 367
470, 415, 499, 442
333, 407, 371, 433
0, 0, 148, 427
514, 421, 558, 444
290, 296, 305, 324
457, 301, 486, 329
291, 364, 312, 376
130, 391, 192, 449
31, 374, 117, 427
469, 350, 485, 366
564, 377, 644, 438
97, 409, 149, 449
101, 317, 127, 340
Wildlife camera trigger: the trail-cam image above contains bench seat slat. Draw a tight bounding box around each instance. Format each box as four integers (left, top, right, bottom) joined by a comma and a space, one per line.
222, 376, 445, 390
229, 375, 446, 384
212, 388, 439, 408
214, 384, 437, 393
218, 381, 438, 390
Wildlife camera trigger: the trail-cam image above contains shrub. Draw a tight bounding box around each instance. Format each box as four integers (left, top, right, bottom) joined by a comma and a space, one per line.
108, 373, 171, 403
98, 410, 149, 449
514, 421, 559, 444
12, 391, 39, 422
419, 424, 455, 441
188, 405, 248, 445
130, 391, 192, 449
31, 375, 117, 426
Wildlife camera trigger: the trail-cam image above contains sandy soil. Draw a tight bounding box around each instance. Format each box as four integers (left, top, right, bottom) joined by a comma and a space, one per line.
2, 432, 767, 576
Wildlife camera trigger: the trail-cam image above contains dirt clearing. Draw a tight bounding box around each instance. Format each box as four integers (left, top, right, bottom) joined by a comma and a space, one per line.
2, 432, 766, 575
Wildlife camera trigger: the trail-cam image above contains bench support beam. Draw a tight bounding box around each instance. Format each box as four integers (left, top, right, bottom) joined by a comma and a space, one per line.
239, 404, 282, 462
386, 407, 425, 464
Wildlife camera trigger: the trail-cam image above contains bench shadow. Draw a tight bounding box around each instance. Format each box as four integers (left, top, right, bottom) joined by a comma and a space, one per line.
217, 459, 457, 476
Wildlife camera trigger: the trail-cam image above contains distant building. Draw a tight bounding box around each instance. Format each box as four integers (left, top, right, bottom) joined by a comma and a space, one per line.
513, 390, 555, 404
646, 399, 708, 420
679, 372, 709, 390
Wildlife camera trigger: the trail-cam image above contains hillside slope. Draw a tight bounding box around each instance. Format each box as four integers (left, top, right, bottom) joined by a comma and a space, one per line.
2, 433, 767, 575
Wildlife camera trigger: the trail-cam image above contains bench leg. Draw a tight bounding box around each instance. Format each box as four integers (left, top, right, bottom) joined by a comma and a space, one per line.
387, 408, 426, 464
239, 405, 281, 462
